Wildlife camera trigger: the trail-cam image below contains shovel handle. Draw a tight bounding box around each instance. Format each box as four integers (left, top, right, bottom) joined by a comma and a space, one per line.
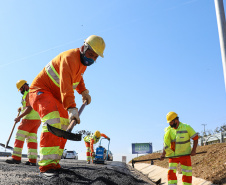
66, 100, 87, 132
6, 109, 21, 147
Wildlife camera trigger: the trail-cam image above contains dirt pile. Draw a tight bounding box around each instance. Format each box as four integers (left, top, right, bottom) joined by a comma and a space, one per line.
130, 143, 226, 184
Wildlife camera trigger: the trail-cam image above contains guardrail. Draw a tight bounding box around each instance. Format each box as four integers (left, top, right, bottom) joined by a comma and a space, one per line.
0, 152, 11, 157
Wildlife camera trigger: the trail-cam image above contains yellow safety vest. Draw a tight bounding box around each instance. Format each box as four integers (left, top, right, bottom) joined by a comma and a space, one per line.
21, 91, 40, 120
163, 122, 198, 157
84, 134, 100, 144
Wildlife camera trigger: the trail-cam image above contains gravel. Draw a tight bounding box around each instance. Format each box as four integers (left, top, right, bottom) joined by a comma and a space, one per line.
0, 158, 155, 185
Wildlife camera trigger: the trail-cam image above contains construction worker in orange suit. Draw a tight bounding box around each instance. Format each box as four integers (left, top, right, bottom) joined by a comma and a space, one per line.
6, 80, 41, 166
83, 130, 110, 164
29, 35, 105, 179
160, 112, 199, 185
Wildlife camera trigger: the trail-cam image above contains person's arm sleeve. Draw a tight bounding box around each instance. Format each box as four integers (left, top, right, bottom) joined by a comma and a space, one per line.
164, 130, 174, 157
100, 133, 108, 139
90, 139, 94, 153
76, 77, 87, 94
59, 55, 77, 109
187, 125, 199, 140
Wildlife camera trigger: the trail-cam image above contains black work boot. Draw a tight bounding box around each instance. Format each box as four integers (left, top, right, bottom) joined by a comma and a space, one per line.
25, 161, 36, 166
39, 169, 59, 180
5, 158, 21, 164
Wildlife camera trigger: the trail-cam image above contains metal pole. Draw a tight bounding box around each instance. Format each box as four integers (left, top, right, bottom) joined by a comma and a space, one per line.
215, 0, 226, 91
202, 124, 207, 136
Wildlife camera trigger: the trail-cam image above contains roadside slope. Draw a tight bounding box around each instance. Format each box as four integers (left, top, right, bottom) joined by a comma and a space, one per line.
129, 143, 226, 184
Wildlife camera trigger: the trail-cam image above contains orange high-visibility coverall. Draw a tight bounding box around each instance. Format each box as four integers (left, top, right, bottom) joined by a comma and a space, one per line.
13, 93, 41, 164
29, 48, 87, 172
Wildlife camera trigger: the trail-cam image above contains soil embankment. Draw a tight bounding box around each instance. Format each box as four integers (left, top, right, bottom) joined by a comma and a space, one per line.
130, 143, 226, 184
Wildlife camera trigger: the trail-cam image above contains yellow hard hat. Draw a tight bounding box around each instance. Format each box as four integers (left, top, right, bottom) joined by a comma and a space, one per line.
85, 35, 105, 58
166, 112, 178, 123
16, 80, 27, 91
94, 130, 101, 138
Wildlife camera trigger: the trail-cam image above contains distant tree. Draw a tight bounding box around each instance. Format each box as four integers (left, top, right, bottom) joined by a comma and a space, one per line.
214, 127, 220, 133
206, 130, 213, 136
219, 123, 226, 132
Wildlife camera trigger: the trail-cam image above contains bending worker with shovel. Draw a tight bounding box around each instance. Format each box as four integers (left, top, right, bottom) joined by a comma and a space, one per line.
84, 130, 110, 164
6, 80, 41, 166
29, 35, 106, 179
160, 112, 199, 185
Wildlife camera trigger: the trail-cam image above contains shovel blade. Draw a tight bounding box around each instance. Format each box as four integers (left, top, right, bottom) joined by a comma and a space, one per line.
0, 143, 14, 151
47, 123, 82, 141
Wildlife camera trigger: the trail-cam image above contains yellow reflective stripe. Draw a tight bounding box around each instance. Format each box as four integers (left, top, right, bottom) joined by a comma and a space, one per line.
45, 61, 60, 87
39, 159, 58, 166
27, 138, 38, 143
60, 117, 69, 130
13, 147, 22, 152
42, 123, 61, 133
18, 129, 28, 135
28, 155, 38, 159
73, 82, 79, 89
60, 117, 69, 126
168, 182, 177, 185
12, 153, 21, 157
182, 182, 192, 185
16, 136, 26, 141
40, 146, 61, 157
16, 133, 26, 139
45, 61, 79, 90
42, 111, 60, 122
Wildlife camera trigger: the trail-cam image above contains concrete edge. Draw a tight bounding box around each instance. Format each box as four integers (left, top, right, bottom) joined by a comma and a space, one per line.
128, 163, 215, 185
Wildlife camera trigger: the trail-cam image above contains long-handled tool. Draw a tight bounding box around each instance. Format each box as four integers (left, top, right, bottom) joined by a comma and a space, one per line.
47, 101, 87, 141
0, 109, 21, 151
132, 151, 207, 168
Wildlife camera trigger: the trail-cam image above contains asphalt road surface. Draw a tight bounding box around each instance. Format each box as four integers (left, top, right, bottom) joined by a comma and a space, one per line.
0, 157, 155, 185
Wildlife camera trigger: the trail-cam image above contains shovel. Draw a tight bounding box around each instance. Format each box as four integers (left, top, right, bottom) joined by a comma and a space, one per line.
132, 151, 207, 168
47, 100, 87, 141
0, 109, 21, 151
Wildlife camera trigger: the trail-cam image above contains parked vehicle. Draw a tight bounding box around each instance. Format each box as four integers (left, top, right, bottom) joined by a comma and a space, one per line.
62, 150, 78, 159
106, 150, 113, 161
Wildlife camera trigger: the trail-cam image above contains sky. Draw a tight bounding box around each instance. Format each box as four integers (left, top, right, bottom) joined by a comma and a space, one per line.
0, 0, 226, 163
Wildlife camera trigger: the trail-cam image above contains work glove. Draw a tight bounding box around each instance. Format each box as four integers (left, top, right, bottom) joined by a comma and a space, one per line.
81, 90, 91, 105
68, 107, 80, 124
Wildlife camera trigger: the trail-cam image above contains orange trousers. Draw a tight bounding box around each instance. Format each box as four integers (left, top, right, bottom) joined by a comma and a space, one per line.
168, 155, 192, 185
29, 90, 68, 172
12, 119, 41, 163
85, 142, 93, 162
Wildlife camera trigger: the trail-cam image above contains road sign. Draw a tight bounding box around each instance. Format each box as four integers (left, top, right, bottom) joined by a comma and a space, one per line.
132, 143, 152, 154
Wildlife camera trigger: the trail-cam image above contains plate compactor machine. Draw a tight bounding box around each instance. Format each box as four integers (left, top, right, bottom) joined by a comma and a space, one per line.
93, 138, 110, 164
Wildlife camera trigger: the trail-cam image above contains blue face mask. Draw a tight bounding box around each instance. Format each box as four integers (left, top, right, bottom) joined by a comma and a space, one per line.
82, 55, 95, 66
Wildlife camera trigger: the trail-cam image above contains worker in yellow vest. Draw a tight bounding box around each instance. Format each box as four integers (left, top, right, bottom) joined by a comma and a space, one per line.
160, 112, 199, 185
6, 80, 41, 166
84, 130, 110, 164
